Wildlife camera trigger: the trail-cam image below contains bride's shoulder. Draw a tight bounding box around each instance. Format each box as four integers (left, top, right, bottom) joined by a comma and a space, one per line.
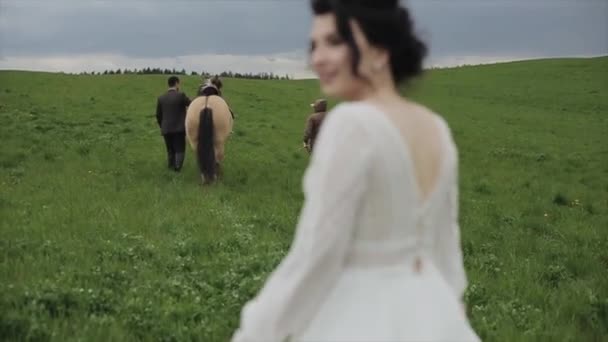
408, 101, 456, 141
322, 102, 371, 130
328, 101, 371, 117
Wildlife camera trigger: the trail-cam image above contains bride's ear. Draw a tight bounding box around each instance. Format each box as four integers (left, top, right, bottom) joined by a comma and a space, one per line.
350, 18, 390, 73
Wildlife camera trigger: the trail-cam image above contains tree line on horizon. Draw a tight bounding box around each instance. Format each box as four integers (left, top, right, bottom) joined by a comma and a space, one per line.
77, 68, 292, 80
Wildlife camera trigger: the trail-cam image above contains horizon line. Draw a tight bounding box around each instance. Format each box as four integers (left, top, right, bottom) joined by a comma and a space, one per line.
0, 55, 605, 80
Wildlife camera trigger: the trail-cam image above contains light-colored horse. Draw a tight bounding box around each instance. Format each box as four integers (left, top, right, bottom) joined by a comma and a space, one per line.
185, 94, 233, 184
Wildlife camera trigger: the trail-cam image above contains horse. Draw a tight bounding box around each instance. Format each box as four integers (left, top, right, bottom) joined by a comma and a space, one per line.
185, 93, 233, 185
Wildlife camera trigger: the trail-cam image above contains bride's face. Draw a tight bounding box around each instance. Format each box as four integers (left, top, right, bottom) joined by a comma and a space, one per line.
309, 14, 367, 100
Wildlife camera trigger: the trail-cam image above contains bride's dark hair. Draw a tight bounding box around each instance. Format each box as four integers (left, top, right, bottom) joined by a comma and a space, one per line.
311, 0, 427, 85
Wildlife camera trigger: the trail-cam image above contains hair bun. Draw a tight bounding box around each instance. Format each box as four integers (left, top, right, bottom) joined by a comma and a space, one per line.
333, 0, 399, 11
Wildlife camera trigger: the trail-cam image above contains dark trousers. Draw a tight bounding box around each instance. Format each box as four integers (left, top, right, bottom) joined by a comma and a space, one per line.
163, 132, 186, 171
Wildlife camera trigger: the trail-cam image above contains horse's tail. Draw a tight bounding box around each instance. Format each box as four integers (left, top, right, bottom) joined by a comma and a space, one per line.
197, 101, 216, 182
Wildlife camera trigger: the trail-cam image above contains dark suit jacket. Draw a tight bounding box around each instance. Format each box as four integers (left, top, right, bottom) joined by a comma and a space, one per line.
156, 89, 191, 135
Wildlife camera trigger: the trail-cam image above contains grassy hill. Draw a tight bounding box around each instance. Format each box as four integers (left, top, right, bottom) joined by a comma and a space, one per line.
1, 57, 607, 341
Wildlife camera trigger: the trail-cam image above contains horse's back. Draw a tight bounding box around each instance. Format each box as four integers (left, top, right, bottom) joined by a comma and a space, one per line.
185, 96, 233, 149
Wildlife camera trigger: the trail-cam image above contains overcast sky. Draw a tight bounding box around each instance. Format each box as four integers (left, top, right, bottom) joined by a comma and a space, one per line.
0, 0, 606, 78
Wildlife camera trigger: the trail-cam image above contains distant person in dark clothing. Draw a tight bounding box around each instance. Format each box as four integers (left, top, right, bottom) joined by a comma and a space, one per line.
156, 76, 191, 171
197, 75, 235, 120
198, 75, 223, 97
303, 98, 328, 154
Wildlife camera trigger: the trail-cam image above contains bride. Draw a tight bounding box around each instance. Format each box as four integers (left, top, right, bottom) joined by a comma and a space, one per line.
232, 0, 480, 341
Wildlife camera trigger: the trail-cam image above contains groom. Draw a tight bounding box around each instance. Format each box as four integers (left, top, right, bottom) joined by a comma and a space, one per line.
156, 76, 191, 171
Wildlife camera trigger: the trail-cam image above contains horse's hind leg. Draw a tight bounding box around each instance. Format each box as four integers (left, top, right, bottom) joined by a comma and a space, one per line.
201, 174, 216, 186
216, 162, 223, 180
214, 144, 225, 180
215, 145, 225, 164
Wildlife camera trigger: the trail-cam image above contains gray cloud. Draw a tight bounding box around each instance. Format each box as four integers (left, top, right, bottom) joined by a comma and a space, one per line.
0, 0, 311, 57
0, 0, 606, 75
408, 0, 608, 58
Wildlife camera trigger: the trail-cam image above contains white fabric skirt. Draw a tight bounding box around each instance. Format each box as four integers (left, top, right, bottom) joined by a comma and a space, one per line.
293, 262, 480, 342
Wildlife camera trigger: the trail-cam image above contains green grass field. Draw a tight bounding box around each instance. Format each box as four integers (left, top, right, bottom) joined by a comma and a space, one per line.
1, 57, 607, 341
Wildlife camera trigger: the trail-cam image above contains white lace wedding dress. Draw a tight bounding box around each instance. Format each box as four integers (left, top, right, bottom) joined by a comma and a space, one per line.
232, 101, 480, 342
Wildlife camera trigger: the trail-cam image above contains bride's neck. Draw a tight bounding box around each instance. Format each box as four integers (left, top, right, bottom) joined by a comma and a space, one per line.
356, 81, 403, 105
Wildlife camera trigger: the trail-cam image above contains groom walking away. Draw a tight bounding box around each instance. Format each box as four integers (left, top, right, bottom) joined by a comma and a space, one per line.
156, 76, 191, 171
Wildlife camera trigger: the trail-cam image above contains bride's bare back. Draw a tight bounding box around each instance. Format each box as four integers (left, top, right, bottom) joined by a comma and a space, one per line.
371, 99, 445, 203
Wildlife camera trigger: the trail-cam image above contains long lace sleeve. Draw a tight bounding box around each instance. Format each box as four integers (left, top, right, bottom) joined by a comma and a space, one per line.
232, 105, 373, 342
433, 140, 468, 299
